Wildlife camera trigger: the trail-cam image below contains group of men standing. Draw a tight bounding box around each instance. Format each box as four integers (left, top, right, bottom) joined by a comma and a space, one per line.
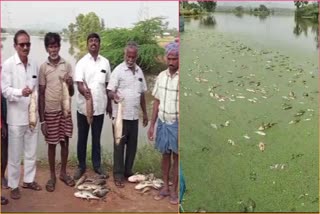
1, 29, 179, 205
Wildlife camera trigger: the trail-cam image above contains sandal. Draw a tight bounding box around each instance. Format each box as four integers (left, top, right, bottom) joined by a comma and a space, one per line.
154, 189, 170, 201
10, 188, 21, 200
114, 179, 125, 188
22, 181, 42, 191
45, 179, 56, 192
59, 174, 75, 187
169, 195, 179, 205
1, 196, 9, 205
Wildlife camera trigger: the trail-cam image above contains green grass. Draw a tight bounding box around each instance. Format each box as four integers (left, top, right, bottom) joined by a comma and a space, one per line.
180, 29, 318, 212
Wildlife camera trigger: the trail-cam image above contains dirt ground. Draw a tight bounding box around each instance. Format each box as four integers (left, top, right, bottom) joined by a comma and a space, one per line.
1, 165, 178, 213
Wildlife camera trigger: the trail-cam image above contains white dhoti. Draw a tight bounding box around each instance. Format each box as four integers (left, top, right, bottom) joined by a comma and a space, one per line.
7, 124, 39, 189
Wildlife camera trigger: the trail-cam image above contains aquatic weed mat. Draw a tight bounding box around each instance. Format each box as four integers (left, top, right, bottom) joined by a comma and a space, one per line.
179, 29, 319, 212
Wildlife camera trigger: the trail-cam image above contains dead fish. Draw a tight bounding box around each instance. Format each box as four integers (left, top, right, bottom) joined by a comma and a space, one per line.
255, 131, 266, 136
114, 99, 124, 145
77, 183, 102, 191
210, 123, 218, 129
59, 76, 71, 117
236, 96, 245, 99
75, 175, 87, 188
93, 179, 106, 186
289, 119, 300, 124
227, 139, 235, 145
74, 191, 100, 200
29, 87, 38, 129
140, 187, 151, 194
83, 80, 93, 125
201, 78, 208, 82
295, 110, 305, 117
243, 135, 250, 139
92, 188, 109, 198
258, 142, 265, 152
246, 88, 256, 93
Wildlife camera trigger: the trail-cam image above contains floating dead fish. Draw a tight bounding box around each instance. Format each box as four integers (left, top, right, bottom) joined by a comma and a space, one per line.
304, 118, 311, 121
201, 78, 208, 82
210, 123, 218, 129
246, 89, 256, 93
295, 110, 305, 117
282, 104, 292, 110
236, 96, 245, 99
261, 96, 268, 99
227, 139, 235, 145
255, 131, 266, 136
224, 121, 230, 127
248, 99, 256, 103
195, 77, 201, 82
243, 135, 250, 139
227, 70, 233, 74
74, 191, 100, 200
184, 93, 188, 97
114, 99, 125, 145
289, 119, 300, 124
270, 163, 286, 170
258, 142, 265, 152
209, 92, 214, 97
29, 88, 38, 129
59, 76, 71, 117
75, 175, 87, 189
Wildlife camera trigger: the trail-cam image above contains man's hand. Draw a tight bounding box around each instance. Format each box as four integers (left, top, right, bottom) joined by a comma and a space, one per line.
41, 122, 48, 137
1, 125, 7, 139
147, 125, 155, 141
84, 89, 92, 100
22, 86, 32, 97
64, 73, 73, 86
142, 113, 148, 127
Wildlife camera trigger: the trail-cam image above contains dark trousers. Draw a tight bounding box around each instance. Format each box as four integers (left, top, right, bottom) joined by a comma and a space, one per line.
77, 111, 104, 171
113, 119, 138, 180
1, 125, 8, 178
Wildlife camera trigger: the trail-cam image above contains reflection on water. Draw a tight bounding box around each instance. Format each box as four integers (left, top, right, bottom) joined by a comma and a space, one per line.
1, 35, 155, 158
199, 15, 217, 28
293, 16, 318, 48
184, 13, 318, 53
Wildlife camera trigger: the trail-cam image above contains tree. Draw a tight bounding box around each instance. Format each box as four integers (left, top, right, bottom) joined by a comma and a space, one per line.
99, 17, 166, 72
294, 1, 308, 9
197, 1, 217, 12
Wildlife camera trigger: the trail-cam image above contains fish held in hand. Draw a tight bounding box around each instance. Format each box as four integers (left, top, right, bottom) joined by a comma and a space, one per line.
59, 76, 71, 117
29, 88, 38, 129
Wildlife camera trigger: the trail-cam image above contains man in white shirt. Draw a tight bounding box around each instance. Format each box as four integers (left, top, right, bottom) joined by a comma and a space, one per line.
107, 41, 148, 188
148, 40, 179, 205
74, 33, 112, 180
1, 30, 42, 200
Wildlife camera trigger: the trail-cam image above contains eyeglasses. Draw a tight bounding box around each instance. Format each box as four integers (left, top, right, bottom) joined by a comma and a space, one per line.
17, 42, 31, 48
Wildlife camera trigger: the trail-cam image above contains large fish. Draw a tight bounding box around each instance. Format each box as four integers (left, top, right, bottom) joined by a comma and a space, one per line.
114, 99, 124, 145
74, 191, 100, 200
92, 188, 109, 198
59, 76, 71, 117
83, 80, 93, 125
29, 87, 38, 129
75, 175, 87, 189
77, 183, 102, 191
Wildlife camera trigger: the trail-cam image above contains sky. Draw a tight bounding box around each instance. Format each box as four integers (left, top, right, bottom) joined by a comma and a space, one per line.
1, 1, 179, 31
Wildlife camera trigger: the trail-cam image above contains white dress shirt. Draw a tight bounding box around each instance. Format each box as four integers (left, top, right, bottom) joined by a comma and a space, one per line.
107, 62, 147, 120
1, 53, 39, 126
74, 53, 111, 116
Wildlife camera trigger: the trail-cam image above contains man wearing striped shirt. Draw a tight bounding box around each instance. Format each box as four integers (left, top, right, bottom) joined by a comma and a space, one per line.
148, 40, 179, 205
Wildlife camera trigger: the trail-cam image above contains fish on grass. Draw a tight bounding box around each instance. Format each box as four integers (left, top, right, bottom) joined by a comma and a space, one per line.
114, 98, 125, 145
29, 87, 38, 130
59, 76, 71, 117
82, 80, 93, 125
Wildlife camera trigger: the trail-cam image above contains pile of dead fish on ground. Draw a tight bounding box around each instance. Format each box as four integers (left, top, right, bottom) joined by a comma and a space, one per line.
74, 174, 109, 201
128, 173, 165, 195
